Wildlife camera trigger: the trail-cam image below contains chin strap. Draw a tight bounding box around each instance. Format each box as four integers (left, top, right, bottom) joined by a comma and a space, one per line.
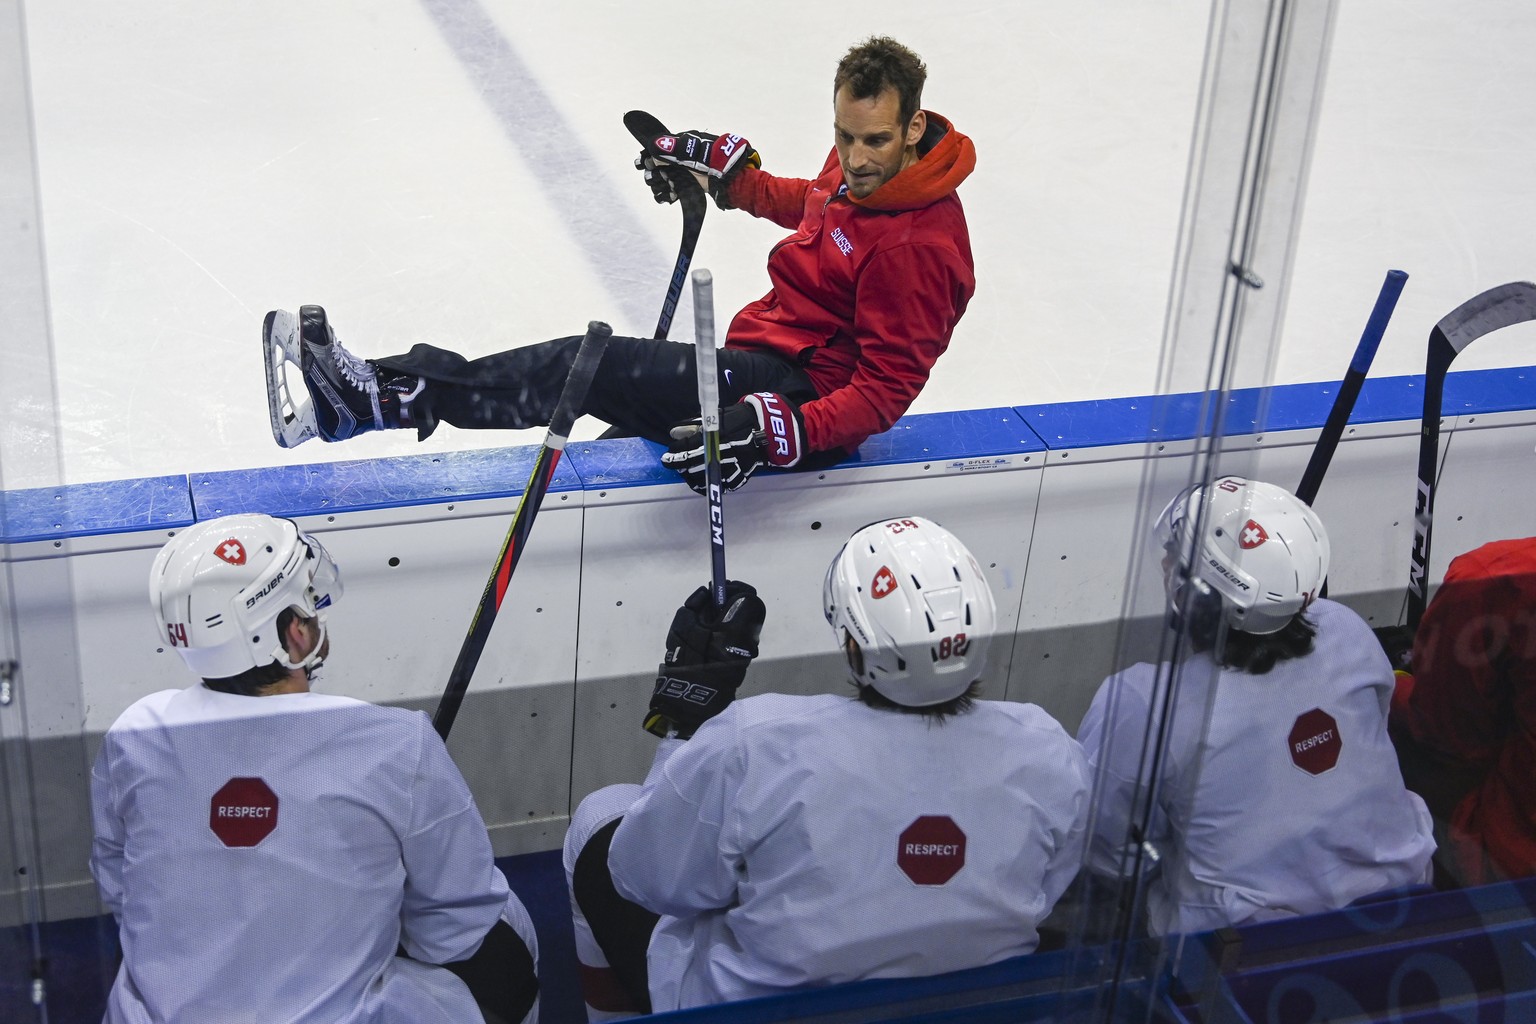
273, 614, 329, 675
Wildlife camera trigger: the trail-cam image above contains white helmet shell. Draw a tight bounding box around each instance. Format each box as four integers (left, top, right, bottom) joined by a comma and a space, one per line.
822, 517, 997, 706
1156, 476, 1329, 635
149, 514, 342, 679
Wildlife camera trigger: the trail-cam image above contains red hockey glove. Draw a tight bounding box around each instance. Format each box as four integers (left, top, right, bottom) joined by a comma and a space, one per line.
638, 128, 759, 209
644, 580, 766, 739
662, 392, 806, 494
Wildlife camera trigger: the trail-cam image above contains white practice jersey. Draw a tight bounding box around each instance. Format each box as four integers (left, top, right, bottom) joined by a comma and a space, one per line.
90, 684, 514, 1024
1078, 598, 1435, 936
607, 693, 1091, 1011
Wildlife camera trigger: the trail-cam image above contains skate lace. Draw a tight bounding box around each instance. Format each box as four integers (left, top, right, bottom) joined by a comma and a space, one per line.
330, 340, 378, 394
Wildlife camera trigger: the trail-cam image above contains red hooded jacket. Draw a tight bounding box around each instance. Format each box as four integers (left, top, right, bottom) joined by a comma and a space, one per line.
721, 112, 976, 455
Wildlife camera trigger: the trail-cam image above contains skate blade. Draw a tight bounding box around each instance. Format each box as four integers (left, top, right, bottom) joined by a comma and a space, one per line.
262, 309, 320, 448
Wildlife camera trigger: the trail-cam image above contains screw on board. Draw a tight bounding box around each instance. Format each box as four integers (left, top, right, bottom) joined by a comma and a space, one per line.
0, 661, 15, 706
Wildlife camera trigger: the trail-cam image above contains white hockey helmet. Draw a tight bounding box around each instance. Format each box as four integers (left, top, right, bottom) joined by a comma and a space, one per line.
149, 514, 342, 679
822, 517, 997, 706
1155, 476, 1329, 635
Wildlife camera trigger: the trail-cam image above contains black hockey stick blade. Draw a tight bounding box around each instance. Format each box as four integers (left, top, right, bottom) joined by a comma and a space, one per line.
625, 110, 709, 340
1295, 269, 1407, 507
1404, 281, 1536, 630
433, 321, 613, 740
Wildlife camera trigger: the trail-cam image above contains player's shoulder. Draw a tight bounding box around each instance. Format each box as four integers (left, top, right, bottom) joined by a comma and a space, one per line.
1309, 596, 1372, 637
106, 687, 187, 732
728, 691, 849, 730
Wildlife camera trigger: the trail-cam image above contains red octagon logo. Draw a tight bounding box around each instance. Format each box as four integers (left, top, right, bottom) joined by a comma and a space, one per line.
210, 777, 279, 848
898, 815, 966, 886
1289, 708, 1342, 776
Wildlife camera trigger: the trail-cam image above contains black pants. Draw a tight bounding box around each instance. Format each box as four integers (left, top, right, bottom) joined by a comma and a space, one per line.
402, 919, 539, 1024
377, 335, 829, 453
571, 817, 658, 1015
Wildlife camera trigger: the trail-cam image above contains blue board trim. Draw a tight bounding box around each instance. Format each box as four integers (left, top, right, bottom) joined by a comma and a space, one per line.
190, 446, 582, 522
5, 367, 1532, 542
0, 476, 193, 544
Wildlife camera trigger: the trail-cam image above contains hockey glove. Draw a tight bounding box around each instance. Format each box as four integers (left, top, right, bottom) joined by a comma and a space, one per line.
644, 580, 766, 738
638, 128, 760, 209
662, 392, 806, 494
634, 153, 694, 205
1372, 624, 1416, 672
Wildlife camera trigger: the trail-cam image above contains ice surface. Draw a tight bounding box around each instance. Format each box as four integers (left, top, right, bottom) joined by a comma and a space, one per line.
10, 0, 1536, 487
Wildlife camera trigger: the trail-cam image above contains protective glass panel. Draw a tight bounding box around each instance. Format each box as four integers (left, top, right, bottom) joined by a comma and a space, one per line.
6, 1, 1536, 1022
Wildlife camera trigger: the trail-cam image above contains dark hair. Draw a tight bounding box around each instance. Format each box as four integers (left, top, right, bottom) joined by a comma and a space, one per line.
202, 608, 299, 696
853, 679, 981, 723
834, 36, 927, 127
1182, 588, 1318, 674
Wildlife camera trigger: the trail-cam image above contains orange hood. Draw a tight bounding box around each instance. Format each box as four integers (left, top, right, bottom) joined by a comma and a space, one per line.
846, 111, 975, 212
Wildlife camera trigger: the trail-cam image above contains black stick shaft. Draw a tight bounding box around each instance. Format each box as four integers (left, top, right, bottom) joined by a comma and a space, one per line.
1295, 269, 1407, 506
1401, 280, 1536, 630
656, 186, 708, 340
433, 321, 612, 739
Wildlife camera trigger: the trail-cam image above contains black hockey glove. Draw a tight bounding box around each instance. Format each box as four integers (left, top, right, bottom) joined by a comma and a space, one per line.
644, 580, 766, 739
634, 153, 695, 205
1372, 624, 1416, 672
662, 392, 806, 494
637, 128, 760, 210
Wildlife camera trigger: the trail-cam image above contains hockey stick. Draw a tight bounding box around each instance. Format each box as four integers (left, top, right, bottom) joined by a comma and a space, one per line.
1404, 280, 1536, 630
640, 272, 727, 740
433, 321, 613, 740
624, 110, 709, 340
1295, 269, 1408, 506
691, 269, 728, 609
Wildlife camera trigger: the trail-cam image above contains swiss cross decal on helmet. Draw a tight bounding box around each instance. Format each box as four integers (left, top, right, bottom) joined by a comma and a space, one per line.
216, 539, 246, 565
823, 517, 997, 707
1239, 520, 1268, 549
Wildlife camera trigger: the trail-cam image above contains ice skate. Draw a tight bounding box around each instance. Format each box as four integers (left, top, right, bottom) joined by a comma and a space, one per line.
263, 305, 422, 447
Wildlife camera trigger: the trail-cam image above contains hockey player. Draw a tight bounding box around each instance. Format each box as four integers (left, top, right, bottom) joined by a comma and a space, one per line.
563, 517, 1090, 1017
263, 36, 976, 492
90, 514, 539, 1024
1078, 477, 1436, 936
1388, 536, 1536, 886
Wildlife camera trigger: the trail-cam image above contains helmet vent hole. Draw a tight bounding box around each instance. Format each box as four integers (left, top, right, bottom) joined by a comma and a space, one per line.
924, 612, 935, 632
910, 575, 922, 589
205, 614, 223, 626
895, 655, 907, 671
964, 605, 972, 626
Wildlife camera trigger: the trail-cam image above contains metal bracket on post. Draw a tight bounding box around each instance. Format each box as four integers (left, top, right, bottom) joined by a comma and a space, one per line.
1229, 262, 1265, 290
0, 660, 15, 706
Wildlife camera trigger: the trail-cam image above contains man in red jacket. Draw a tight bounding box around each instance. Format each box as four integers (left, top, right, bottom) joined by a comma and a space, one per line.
263, 36, 976, 490
1389, 537, 1536, 886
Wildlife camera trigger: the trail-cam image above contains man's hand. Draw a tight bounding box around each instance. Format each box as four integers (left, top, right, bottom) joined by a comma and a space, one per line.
637, 128, 759, 209
663, 392, 806, 494
644, 581, 766, 738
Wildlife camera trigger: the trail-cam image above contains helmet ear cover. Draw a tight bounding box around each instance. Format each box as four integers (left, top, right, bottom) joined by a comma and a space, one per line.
823, 516, 996, 707
149, 514, 343, 679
